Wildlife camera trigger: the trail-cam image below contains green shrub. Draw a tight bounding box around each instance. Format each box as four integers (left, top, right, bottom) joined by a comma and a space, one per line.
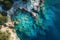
0, 14, 8, 24
0, 26, 2, 29
2, 0, 13, 10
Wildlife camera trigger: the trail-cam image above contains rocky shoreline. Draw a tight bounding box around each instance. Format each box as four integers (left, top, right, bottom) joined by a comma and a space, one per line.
0, 24, 20, 40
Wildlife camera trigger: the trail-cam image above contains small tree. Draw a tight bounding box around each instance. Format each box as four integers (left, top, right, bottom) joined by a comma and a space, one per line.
0, 26, 2, 29
2, 0, 13, 11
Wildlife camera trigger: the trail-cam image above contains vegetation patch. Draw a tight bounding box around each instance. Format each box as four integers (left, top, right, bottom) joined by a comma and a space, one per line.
0, 13, 8, 25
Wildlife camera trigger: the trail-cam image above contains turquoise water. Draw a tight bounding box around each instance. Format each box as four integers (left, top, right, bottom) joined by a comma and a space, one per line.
12, 0, 60, 40
12, 7, 46, 40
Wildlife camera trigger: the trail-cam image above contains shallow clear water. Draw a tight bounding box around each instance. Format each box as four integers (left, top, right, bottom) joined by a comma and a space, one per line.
12, 8, 46, 40
10, 0, 60, 40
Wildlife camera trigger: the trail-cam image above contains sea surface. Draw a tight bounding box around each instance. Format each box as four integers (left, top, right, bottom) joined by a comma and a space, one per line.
12, 0, 60, 40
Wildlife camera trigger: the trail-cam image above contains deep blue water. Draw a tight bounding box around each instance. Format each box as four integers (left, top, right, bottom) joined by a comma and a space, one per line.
44, 0, 60, 40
